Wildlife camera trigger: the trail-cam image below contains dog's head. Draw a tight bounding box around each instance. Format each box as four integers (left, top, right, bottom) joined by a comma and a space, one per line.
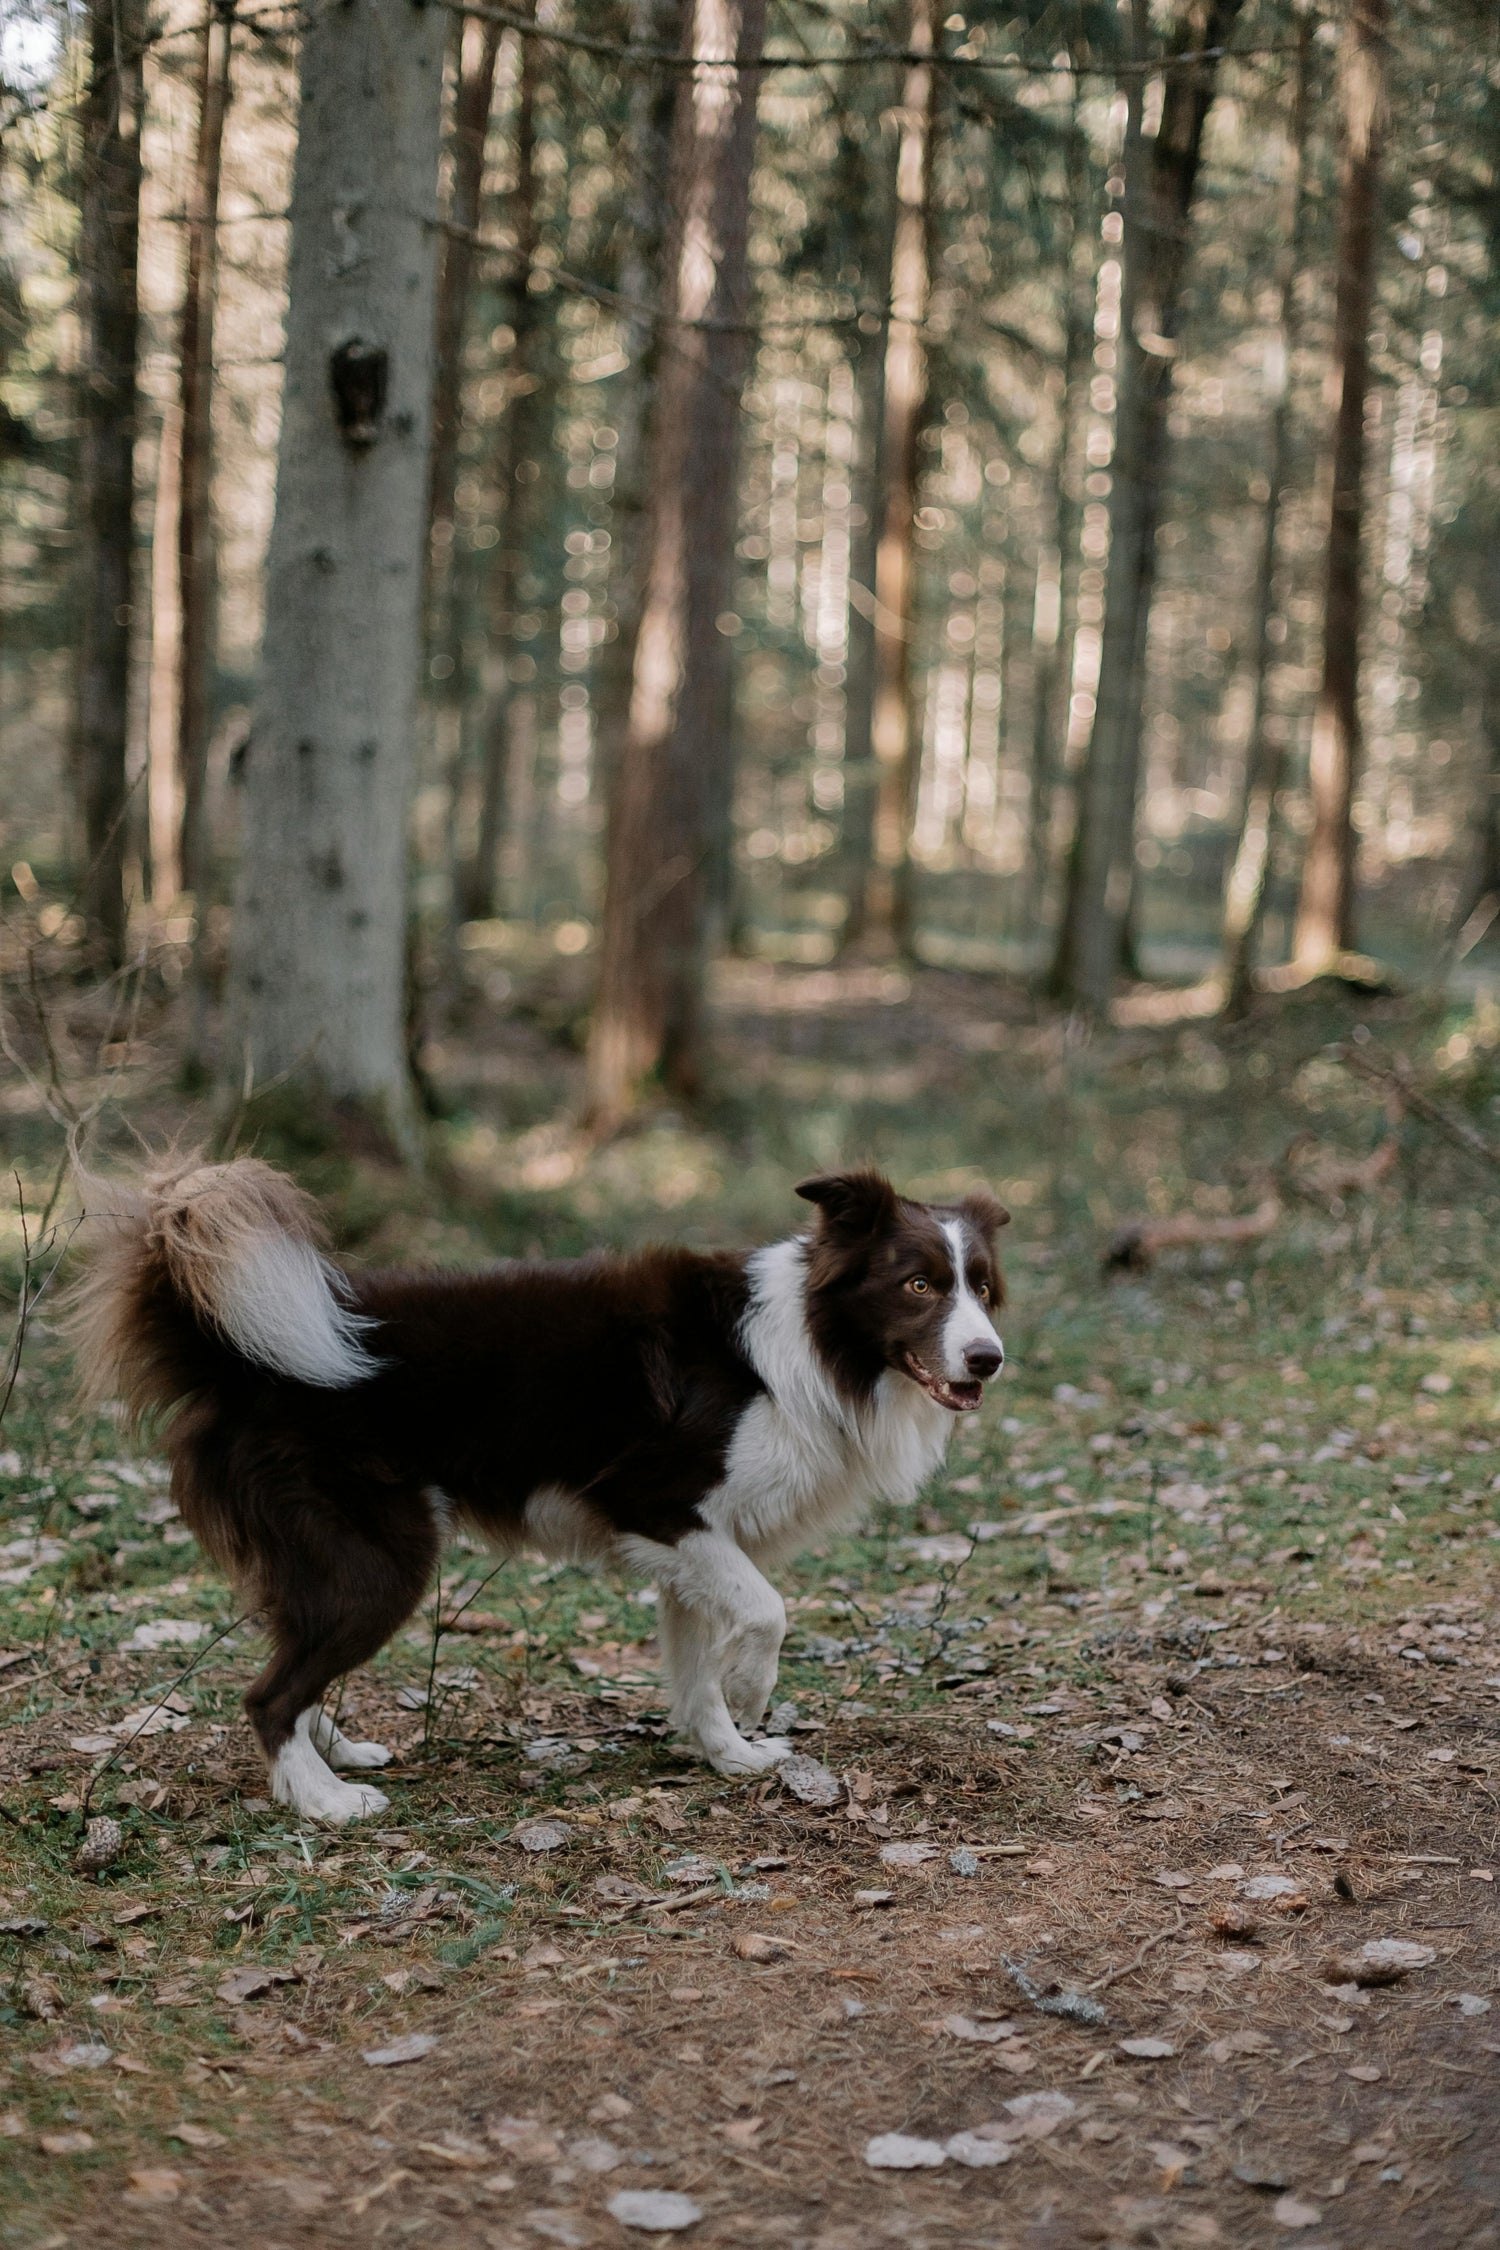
795, 1169, 1009, 1411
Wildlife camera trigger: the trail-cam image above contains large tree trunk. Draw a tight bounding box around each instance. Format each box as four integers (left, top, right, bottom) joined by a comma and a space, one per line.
859, 0, 938, 958
1293, 0, 1389, 967
463, 15, 542, 923
1051, 0, 1246, 1010
227, 0, 447, 1146
584, 0, 767, 1126
76, 0, 146, 966
1220, 11, 1313, 1017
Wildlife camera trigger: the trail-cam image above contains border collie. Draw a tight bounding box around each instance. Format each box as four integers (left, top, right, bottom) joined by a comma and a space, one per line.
71, 1160, 1007, 1821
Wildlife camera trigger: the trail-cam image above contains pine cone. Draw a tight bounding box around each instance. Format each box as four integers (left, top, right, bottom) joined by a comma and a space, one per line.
74, 1816, 123, 1875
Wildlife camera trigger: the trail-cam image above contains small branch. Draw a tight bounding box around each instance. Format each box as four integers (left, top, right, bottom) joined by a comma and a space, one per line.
1104, 1192, 1282, 1274
1331, 1044, 1500, 1173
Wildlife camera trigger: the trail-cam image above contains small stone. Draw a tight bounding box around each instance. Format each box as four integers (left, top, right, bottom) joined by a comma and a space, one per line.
607, 2189, 704, 2230
1272, 2194, 1323, 2229
361, 2032, 439, 2066
865, 2133, 948, 2169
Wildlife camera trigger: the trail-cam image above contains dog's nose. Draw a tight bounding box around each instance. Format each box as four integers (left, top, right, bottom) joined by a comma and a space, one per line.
964, 1342, 1003, 1379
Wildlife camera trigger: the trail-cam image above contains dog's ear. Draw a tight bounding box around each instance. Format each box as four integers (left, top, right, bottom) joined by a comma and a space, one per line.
959, 1187, 1011, 1237
795, 1170, 898, 1236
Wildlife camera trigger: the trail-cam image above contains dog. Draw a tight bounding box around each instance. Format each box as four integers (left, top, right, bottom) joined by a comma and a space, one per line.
70, 1159, 1007, 1820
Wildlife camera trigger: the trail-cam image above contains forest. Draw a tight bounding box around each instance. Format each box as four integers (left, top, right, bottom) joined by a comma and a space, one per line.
1, 2, 1499, 2246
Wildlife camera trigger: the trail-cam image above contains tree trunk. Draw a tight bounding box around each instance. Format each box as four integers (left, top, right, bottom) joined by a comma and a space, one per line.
1220, 10, 1313, 1017
227, 0, 447, 1146
1293, 0, 1389, 967
75, 0, 146, 966
838, 135, 899, 948
427, 14, 503, 570
1021, 73, 1092, 956
584, 0, 767, 1126
175, 3, 234, 902
592, 0, 689, 819
859, 0, 938, 958
1051, 0, 1246, 1010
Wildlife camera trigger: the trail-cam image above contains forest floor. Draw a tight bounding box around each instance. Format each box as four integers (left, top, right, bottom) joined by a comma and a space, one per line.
0, 932, 1498, 2250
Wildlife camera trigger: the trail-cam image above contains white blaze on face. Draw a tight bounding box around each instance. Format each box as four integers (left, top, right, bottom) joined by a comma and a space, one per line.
940, 1219, 1003, 1380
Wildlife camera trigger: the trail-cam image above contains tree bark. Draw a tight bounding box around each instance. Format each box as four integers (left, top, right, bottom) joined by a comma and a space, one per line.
76, 0, 146, 965
592, 0, 689, 820
227, 0, 447, 1145
1293, 0, 1389, 966
427, 13, 504, 571
1051, 0, 1246, 1010
1021, 72, 1093, 954
838, 130, 899, 948
1220, 10, 1313, 1017
584, 0, 767, 1125
463, 12, 542, 923
859, 0, 938, 958
175, 3, 234, 902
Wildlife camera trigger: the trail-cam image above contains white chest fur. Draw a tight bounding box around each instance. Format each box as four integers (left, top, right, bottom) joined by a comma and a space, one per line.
702, 1237, 953, 1565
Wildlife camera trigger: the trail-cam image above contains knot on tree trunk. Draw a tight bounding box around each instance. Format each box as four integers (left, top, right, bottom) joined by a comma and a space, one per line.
329, 337, 388, 448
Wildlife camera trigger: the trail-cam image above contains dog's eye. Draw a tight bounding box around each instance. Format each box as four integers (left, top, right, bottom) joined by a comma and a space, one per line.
907, 1276, 930, 1294
975, 1281, 990, 1301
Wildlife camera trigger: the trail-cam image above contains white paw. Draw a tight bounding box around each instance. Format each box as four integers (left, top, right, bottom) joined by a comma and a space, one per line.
325, 1738, 392, 1771
710, 1735, 794, 1779
271, 1774, 389, 1825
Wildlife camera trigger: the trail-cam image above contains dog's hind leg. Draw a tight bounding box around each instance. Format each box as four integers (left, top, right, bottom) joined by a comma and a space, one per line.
243, 1498, 436, 1823
309, 1709, 393, 1771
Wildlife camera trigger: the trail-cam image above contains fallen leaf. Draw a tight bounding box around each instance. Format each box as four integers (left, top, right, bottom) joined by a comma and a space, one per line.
33, 2042, 112, 2073
1456, 1993, 1492, 2016
865, 2133, 948, 2169
733, 1930, 795, 1963
112, 1701, 191, 1739
1345, 2063, 1382, 2083
592, 1874, 659, 1906
607, 2188, 704, 2230
568, 2133, 626, 2171
852, 1888, 897, 1908
1148, 2140, 1192, 2187
1240, 1874, 1301, 1902
1322, 1938, 1435, 1988
486, 2116, 563, 2162
124, 2167, 183, 2202
511, 1817, 573, 1854
415, 2135, 491, 2168
1272, 2194, 1323, 2229
168, 2121, 226, 2149
1001, 2092, 1076, 2139
718, 2117, 764, 2150
1118, 2038, 1176, 2060
69, 1734, 118, 1755
778, 1754, 842, 1806
879, 1841, 937, 1869
361, 2032, 439, 2067
215, 1965, 299, 2005
1206, 2028, 1275, 2061
39, 2130, 95, 2154
937, 2013, 1019, 2045
946, 2129, 1014, 2167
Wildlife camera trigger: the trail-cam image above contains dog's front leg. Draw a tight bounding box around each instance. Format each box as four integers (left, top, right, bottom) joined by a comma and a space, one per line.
655, 1531, 791, 1777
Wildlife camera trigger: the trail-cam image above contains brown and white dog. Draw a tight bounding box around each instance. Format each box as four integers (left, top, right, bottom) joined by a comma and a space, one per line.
71, 1160, 1007, 1820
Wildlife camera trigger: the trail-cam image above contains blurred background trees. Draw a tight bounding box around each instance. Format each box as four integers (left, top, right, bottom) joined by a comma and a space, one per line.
0, 0, 1495, 1139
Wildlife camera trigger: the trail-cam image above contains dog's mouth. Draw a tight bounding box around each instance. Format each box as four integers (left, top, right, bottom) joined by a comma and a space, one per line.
903, 1352, 985, 1412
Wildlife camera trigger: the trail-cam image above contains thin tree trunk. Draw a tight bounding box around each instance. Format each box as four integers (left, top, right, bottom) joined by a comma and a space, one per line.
838, 126, 898, 948
227, 0, 447, 1146
76, 0, 146, 965
427, 14, 503, 571
1052, 0, 1246, 1010
147, 398, 182, 900
584, 0, 768, 1125
1293, 0, 1389, 966
1220, 10, 1313, 1017
463, 15, 541, 923
1022, 71, 1092, 955
860, 0, 938, 958
176, 3, 233, 901
592, 0, 688, 818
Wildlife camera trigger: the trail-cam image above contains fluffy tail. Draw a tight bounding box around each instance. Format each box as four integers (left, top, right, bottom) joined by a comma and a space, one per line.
67, 1154, 379, 1426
